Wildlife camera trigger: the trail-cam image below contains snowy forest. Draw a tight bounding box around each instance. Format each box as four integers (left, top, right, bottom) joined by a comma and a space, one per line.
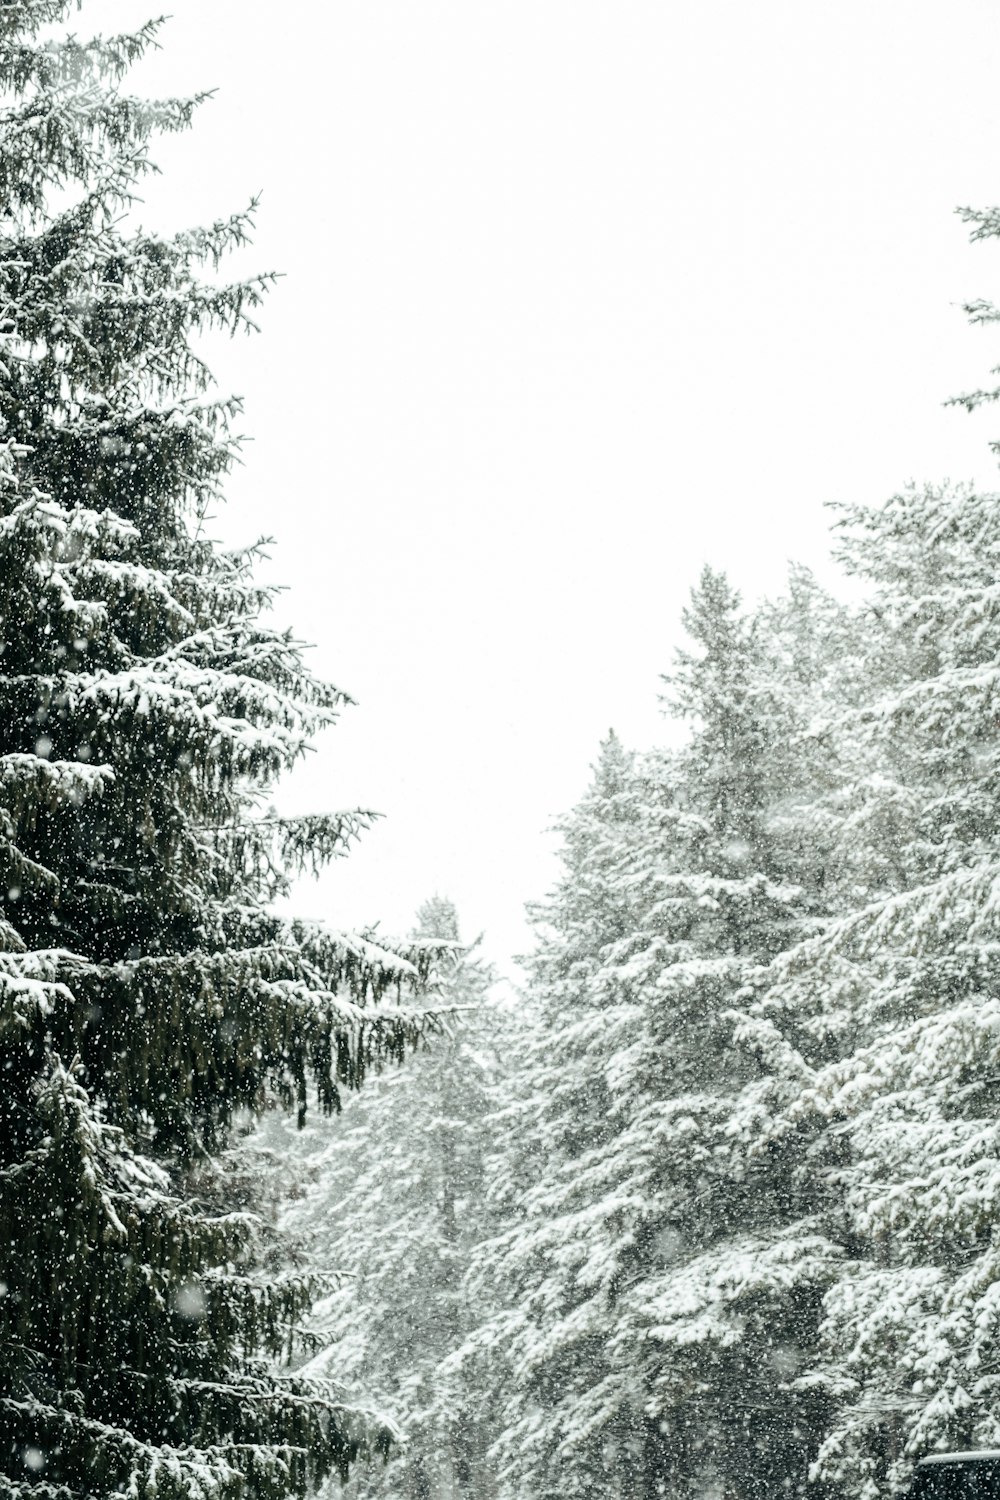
7, 7, 1000, 1500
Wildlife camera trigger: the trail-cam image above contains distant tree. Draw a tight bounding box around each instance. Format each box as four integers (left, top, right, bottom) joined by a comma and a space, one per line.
463, 729, 647, 1500
276, 898, 502, 1500
0, 7, 438, 1500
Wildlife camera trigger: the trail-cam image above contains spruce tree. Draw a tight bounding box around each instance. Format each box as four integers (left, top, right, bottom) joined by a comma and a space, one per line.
273, 899, 501, 1500
468, 574, 845, 1500
728, 200, 1000, 1498
0, 7, 437, 1499
464, 729, 646, 1500
592, 570, 838, 1500
753, 481, 1000, 1499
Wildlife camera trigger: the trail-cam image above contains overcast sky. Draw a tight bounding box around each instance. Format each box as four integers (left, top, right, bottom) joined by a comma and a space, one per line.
78, 0, 1000, 971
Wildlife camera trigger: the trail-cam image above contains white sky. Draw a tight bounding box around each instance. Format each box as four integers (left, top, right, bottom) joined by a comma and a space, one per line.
76, 0, 1000, 971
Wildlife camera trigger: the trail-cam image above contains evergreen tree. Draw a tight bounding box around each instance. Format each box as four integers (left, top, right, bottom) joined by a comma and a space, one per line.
463, 729, 646, 1500
0, 8, 437, 1499
468, 573, 847, 1500
274, 899, 501, 1500
595, 570, 839, 1500
752, 481, 1000, 1500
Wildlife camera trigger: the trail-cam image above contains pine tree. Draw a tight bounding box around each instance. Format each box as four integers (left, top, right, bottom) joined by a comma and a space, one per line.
721, 203, 1000, 1500
461, 730, 648, 1500
0, 8, 437, 1499
468, 573, 847, 1500
750, 480, 1000, 1500
273, 899, 501, 1500
594, 569, 842, 1500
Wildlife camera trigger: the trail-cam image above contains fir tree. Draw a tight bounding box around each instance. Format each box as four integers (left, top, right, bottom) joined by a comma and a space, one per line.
468, 575, 843, 1500
0, 8, 438, 1499
467, 729, 653, 1500
274, 899, 501, 1500
595, 570, 838, 1500
752, 481, 1000, 1500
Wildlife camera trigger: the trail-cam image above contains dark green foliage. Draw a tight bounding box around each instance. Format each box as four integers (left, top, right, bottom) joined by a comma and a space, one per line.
0, 6, 438, 1497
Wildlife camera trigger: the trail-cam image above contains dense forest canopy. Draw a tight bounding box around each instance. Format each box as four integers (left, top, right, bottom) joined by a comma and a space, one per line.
295, 481, 1000, 1500
7, 7, 1000, 1500
279, 293, 1000, 1500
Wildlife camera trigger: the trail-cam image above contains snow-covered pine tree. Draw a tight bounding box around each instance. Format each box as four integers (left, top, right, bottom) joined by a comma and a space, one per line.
460, 729, 648, 1500
273, 898, 501, 1500
468, 573, 844, 1500
749, 478, 1000, 1500
0, 8, 438, 1499
724, 201, 1000, 1500
588, 568, 843, 1500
